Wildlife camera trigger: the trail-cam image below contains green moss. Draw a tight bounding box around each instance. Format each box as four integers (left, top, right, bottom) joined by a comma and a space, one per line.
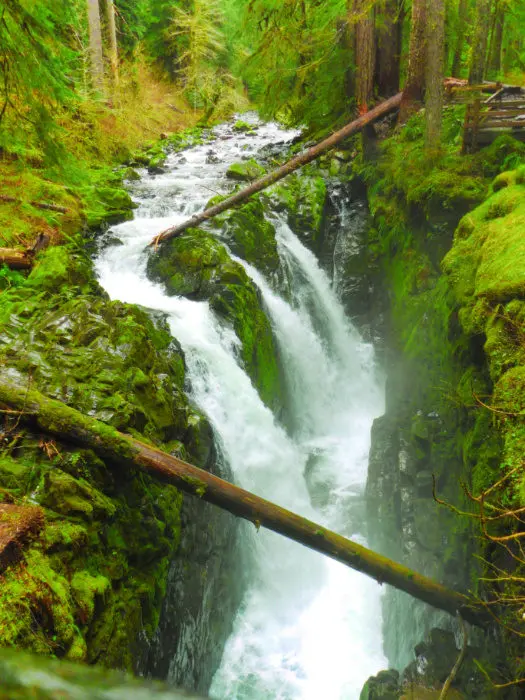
232, 120, 256, 134
214, 196, 280, 276
267, 173, 327, 245
0, 549, 83, 659
0, 242, 198, 669
226, 159, 265, 181
79, 186, 136, 228
71, 571, 111, 625
147, 228, 283, 410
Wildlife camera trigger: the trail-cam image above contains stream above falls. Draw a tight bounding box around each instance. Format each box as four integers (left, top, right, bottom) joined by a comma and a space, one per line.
95, 114, 387, 699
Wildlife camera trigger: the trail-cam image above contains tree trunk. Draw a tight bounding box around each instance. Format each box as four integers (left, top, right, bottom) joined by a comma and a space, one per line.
353, 0, 376, 111
376, 0, 403, 97
106, 0, 119, 87
0, 248, 33, 270
150, 93, 403, 246
451, 0, 470, 77
87, 0, 104, 92
399, 0, 427, 122
488, 4, 504, 77
469, 0, 492, 84
425, 0, 445, 149
0, 377, 489, 627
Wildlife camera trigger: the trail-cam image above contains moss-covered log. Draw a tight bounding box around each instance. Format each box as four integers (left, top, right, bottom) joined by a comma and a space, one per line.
150, 93, 403, 246
0, 378, 488, 627
0, 247, 33, 270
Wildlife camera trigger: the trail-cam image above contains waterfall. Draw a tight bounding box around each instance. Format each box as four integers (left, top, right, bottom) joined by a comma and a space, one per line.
95, 115, 386, 699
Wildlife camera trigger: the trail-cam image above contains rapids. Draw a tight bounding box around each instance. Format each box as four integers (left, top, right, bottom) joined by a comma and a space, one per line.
95, 115, 387, 699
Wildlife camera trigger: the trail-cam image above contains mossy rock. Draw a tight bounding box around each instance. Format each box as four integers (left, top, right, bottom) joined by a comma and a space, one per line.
147, 228, 234, 299
443, 180, 525, 305
214, 196, 280, 276
147, 229, 282, 410
267, 173, 327, 246
232, 120, 257, 134
80, 185, 136, 228
226, 159, 265, 181
0, 243, 210, 667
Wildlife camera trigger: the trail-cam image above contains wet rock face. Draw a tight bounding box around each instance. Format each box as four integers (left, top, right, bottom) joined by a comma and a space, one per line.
144, 458, 244, 694
360, 669, 401, 699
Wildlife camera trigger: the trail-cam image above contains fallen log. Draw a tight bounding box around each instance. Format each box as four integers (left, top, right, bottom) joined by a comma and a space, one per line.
0, 235, 50, 271
0, 248, 33, 270
150, 93, 403, 246
0, 195, 68, 214
0, 377, 487, 627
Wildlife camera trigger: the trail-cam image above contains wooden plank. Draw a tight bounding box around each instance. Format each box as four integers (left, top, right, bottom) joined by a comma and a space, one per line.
483, 110, 525, 118
479, 119, 525, 128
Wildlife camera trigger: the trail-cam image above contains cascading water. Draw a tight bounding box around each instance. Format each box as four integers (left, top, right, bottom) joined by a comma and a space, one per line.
95, 115, 387, 699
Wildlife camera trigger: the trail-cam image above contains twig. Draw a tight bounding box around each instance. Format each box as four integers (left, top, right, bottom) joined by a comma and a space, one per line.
474, 660, 525, 689
473, 390, 523, 417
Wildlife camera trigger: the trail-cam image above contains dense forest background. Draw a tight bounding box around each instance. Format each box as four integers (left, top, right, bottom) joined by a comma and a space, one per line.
2, 0, 524, 168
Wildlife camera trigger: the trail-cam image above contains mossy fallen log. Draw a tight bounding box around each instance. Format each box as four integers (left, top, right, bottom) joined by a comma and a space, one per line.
0, 378, 488, 627
150, 93, 403, 246
0, 247, 34, 270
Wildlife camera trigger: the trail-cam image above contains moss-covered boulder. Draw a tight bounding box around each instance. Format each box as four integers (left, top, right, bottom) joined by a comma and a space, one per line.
232, 120, 257, 135
80, 185, 137, 228
226, 159, 265, 181
147, 229, 282, 411
267, 173, 327, 247
214, 196, 280, 277
443, 168, 525, 506
0, 243, 213, 669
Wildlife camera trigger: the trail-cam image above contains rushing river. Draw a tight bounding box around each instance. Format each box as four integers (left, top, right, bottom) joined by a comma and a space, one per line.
95, 116, 387, 699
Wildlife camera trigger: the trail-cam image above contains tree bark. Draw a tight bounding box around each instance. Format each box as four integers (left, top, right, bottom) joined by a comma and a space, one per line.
87, 0, 104, 92
469, 0, 492, 84
353, 0, 376, 111
376, 0, 403, 97
0, 378, 488, 627
106, 0, 119, 87
399, 0, 427, 122
151, 93, 403, 246
488, 4, 504, 77
0, 248, 33, 270
451, 0, 470, 78
425, 0, 445, 149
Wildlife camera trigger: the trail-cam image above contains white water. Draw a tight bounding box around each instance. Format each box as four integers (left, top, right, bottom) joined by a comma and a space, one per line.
95, 115, 386, 699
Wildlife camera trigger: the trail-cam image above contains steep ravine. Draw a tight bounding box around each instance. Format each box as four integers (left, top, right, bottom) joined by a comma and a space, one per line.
95, 115, 387, 698
355, 126, 525, 697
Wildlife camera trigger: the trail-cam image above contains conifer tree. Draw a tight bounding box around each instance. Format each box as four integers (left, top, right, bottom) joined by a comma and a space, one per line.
469, 0, 492, 83
399, 0, 427, 122
425, 0, 445, 149
106, 0, 119, 86
376, 0, 403, 97
87, 0, 105, 92
352, 0, 376, 112
451, 0, 470, 77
